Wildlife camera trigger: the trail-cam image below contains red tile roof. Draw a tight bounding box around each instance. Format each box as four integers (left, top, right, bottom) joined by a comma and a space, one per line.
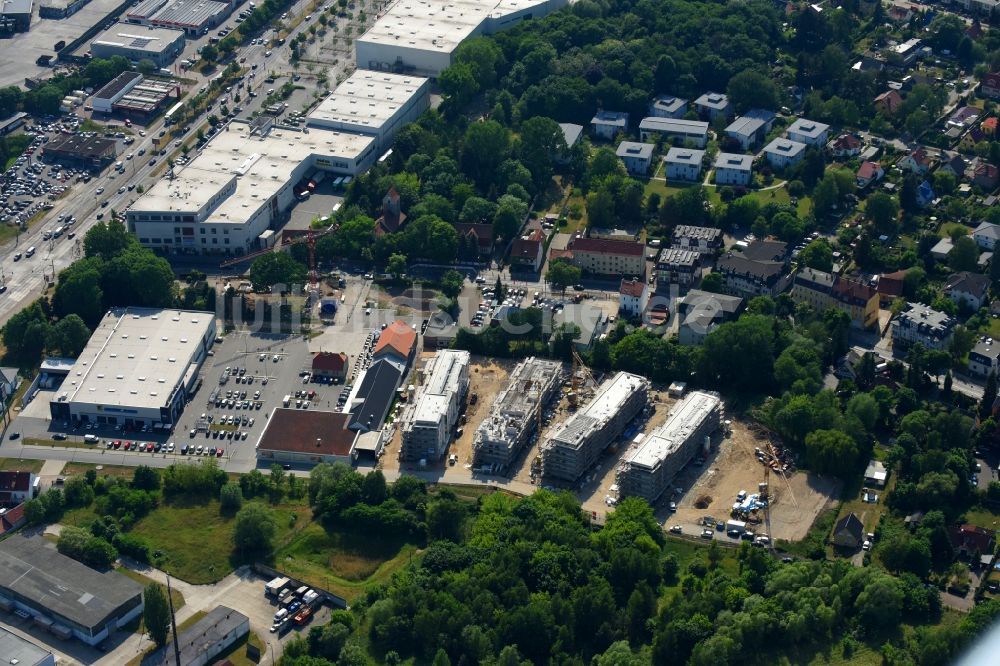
857, 161, 881, 180
877, 269, 908, 297
512, 229, 544, 261
373, 320, 417, 360
568, 237, 645, 257
0, 503, 25, 535
832, 277, 876, 305
620, 278, 646, 297
312, 352, 348, 373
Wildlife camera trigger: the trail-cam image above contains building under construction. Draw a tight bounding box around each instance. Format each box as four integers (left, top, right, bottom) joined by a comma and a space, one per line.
399, 350, 470, 463
472, 357, 564, 470
616, 391, 723, 502
541, 372, 649, 482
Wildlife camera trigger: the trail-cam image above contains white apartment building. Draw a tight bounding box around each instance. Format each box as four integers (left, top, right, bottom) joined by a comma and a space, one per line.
714, 152, 753, 185
616, 141, 655, 176
399, 350, 471, 462
762, 137, 807, 169
786, 118, 830, 146
664, 147, 704, 182
891, 302, 957, 351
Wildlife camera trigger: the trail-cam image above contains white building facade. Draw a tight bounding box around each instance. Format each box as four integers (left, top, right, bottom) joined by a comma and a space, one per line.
399, 350, 471, 462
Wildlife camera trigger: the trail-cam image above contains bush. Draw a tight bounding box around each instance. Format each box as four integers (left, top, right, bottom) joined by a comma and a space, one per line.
220, 482, 243, 513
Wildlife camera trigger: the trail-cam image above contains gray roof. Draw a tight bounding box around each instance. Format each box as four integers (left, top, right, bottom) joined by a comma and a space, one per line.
680, 289, 743, 315
664, 147, 704, 166
975, 221, 1000, 241
0, 536, 143, 631
0, 366, 18, 385
649, 95, 687, 115
591, 110, 628, 127
973, 338, 1000, 361
639, 117, 708, 136
694, 92, 729, 110
0, 0, 33, 14
725, 115, 765, 137
835, 512, 864, 542
714, 152, 753, 171
153, 606, 248, 666
673, 225, 721, 242
656, 247, 700, 268
787, 118, 830, 140
349, 358, 403, 432
558, 123, 583, 147
0, 628, 51, 666
151, 0, 227, 27
944, 271, 990, 298
553, 303, 604, 346
794, 267, 835, 291
617, 141, 655, 161
742, 108, 776, 123
92, 23, 185, 54
93, 71, 142, 101
896, 302, 956, 339
763, 137, 807, 159
742, 240, 787, 262
717, 253, 785, 282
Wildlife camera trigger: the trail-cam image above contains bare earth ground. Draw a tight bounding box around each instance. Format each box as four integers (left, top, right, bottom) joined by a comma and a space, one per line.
670, 420, 841, 541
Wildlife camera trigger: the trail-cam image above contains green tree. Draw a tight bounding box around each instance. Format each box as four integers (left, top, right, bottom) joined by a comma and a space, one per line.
865, 192, 899, 235
248, 252, 307, 291
200, 44, 219, 61
949, 236, 979, 272
137, 59, 158, 75
726, 69, 781, 112
982, 371, 998, 419
220, 482, 243, 513
440, 270, 464, 299
386, 253, 407, 280
461, 120, 510, 190
545, 258, 582, 293
144, 583, 171, 647
519, 116, 567, 189
798, 239, 833, 272
233, 504, 276, 554
51, 315, 92, 357
804, 429, 860, 478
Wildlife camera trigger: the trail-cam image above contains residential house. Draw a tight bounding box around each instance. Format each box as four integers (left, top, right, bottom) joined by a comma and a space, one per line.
374, 186, 407, 236
891, 302, 957, 351
742, 108, 777, 131
664, 147, 705, 182
762, 137, 807, 169
455, 223, 494, 257
638, 117, 709, 147
960, 127, 988, 151
856, 161, 884, 189
887, 37, 922, 68
916, 180, 935, 208
829, 133, 862, 158
897, 147, 935, 175
559, 123, 583, 150
864, 460, 888, 488
969, 337, 1000, 377
693, 92, 732, 121
619, 278, 650, 317
980, 71, 1000, 99
716, 243, 791, 298
591, 111, 629, 141
786, 118, 830, 146
975, 163, 1000, 190
939, 152, 968, 179
945, 271, 991, 310
557, 237, 646, 277
876, 268, 908, 304
616, 141, 656, 176
724, 115, 767, 151
949, 106, 982, 130
742, 239, 788, 263
0, 367, 18, 402
930, 236, 955, 262
677, 289, 744, 345
874, 90, 904, 115
833, 512, 865, 549
0, 471, 35, 507
974, 221, 1000, 250
790, 268, 880, 328
0, 504, 25, 537
372, 320, 418, 371
672, 225, 723, 255
648, 95, 688, 119
714, 152, 753, 186
552, 303, 606, 352
311, 352, 349, 383
655, 248, 702, 287
983, 117, 998, 137
950, 524, 996, 558
510, 228, 545, 272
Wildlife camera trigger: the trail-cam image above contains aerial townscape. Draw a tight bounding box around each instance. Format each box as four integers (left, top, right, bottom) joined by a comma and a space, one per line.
8, 0, 1000, 665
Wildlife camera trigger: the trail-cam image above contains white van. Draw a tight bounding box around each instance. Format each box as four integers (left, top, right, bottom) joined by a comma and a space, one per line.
83, 434, 99, 443
283, 395, 291, 407
25, 246, 35, 257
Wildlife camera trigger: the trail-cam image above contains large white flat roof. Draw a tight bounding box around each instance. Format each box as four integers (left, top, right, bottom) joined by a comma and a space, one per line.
55, 308, 213, 411
625, 391, 720, 470
129, 125, 374, 223
551, 372, 647, 445
306, 70, 429, 131
92, 23, 185, 54
411, 350, 468, 424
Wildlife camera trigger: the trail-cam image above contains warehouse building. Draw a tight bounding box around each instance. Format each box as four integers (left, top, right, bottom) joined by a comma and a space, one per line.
49, 308, 216, 429
126, 0, 230, 36
91, 23, 186, 68
473, 357, 564, 470
0, 536, 144, 646
152, 606, 249, 666
127, 123, 377, 255
616, 391, 723, 502
306, 69, 431, 151
256, 409, 361, 466
399, 350, 470, 462
541, 372, 649, 482
347, 358, 405, 433
0, 627, 55, 666
355, 0, 567, 77
92, 71, 144, 113
0, 0, 32, 33
111, 77, 177, 115
41, 135, 117, 170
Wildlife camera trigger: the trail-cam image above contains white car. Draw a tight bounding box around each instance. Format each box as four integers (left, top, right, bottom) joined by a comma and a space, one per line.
862, 540, 871, 551
95, 187, 104, 194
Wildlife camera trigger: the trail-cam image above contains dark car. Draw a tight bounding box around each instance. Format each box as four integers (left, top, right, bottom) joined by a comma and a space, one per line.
52, 433, 67, 440
8, 432, 19, 440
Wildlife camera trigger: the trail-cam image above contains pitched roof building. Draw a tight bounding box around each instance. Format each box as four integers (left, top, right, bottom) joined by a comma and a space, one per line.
832, 512, 864, 549
373, 320, 417, 367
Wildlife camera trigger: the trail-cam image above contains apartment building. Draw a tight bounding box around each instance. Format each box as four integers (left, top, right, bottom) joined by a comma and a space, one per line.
399, 350, 471, 462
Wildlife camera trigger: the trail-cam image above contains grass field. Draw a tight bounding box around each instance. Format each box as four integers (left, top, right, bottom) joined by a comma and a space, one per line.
274, 522, 419, 601
645, 178, 812, 218
0, 457, 43, 473
24, 437, 98, 450
213, 630, 266, 666
960, 507, 1000, 531
130, 498, 312, 584
62, 462, 136, 478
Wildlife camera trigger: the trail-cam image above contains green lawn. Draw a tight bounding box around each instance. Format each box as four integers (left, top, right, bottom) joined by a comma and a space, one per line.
0, 457, 43, 473
24, 437, 100, 450
61, 462, 136, 479
960, 507, 1000, 532
274, 521, 419, 601
645, 179, 812, 218
130, 498, 312, 584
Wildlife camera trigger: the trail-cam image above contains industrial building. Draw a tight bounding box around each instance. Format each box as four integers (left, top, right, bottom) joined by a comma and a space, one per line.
0, 536, 144, 646
91, 23, 186, 67
0, 627, 54, 666
399, 349, 470, 462
152, 606, 249, 666
49, 308, 216, 429
0, 0, 32, 33
347, 358, 405, 433
127, 123, 377, 255
111, 76, 177, 115
92, 71, 143, 113
616, 391, 723, 502
256, 409, 363, 466
306, 69, 431, 151
41, 135, 117, 170
355, 0, 567, 77
473, 357, 564, 469
126, 0, 230, 36
541, 372, 649, 482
